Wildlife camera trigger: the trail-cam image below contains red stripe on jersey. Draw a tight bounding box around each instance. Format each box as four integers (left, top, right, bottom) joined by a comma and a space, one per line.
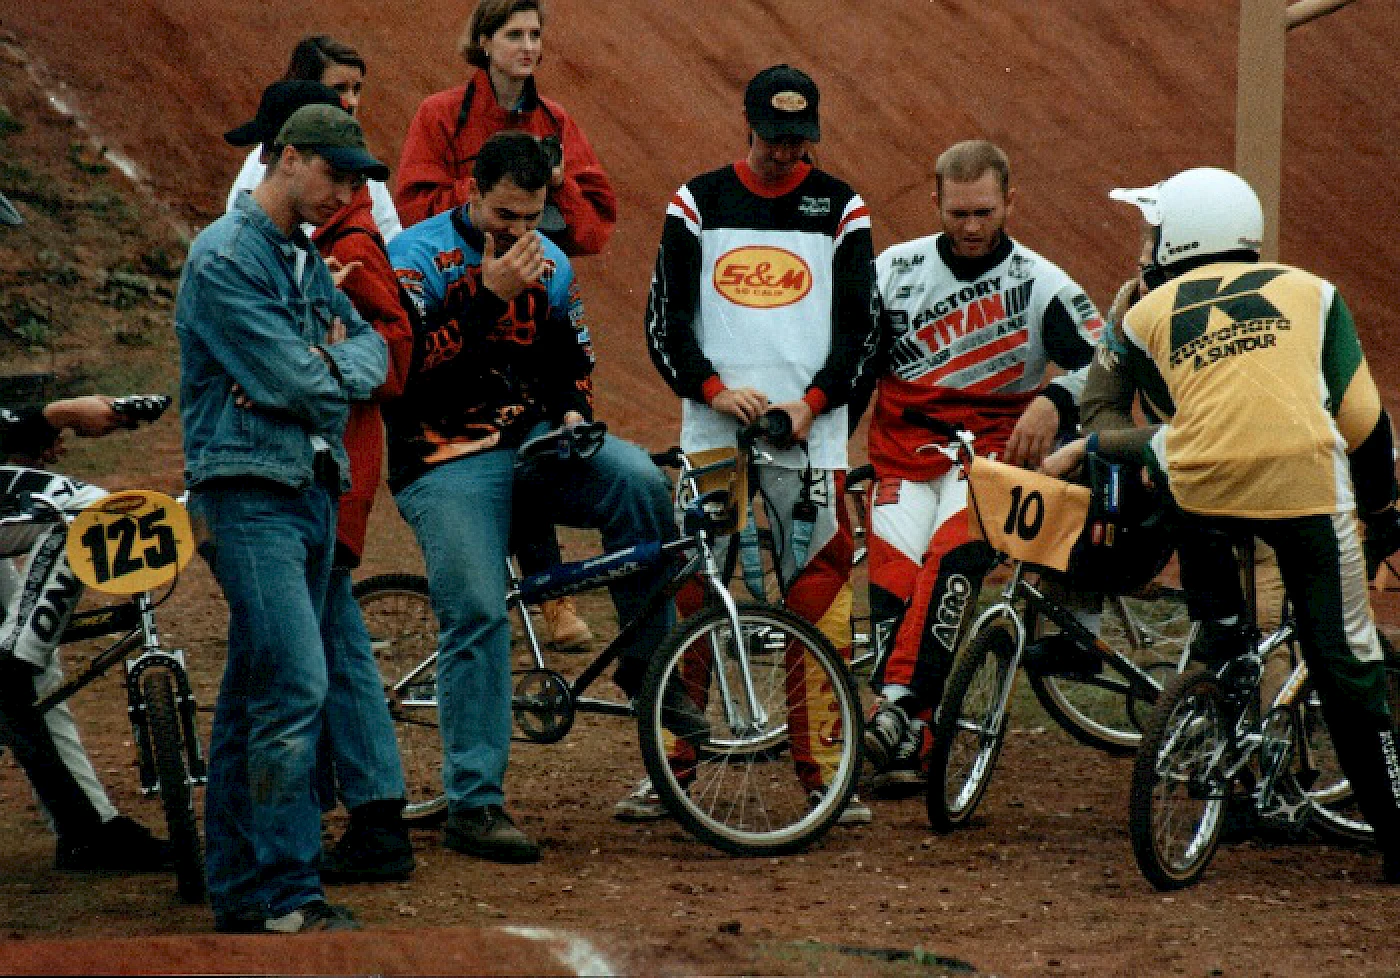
921, 328, 1029, 387
671, 193, 699, 226
964, 360, 1029, 394
835, 204, 870, 238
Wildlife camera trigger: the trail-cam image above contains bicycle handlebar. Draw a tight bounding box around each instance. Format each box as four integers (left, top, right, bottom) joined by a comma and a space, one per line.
737, 409, 794, 450
516, 420, 607, 467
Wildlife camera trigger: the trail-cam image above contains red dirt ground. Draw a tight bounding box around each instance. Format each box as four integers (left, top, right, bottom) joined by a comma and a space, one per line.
1, 1, 1399, 975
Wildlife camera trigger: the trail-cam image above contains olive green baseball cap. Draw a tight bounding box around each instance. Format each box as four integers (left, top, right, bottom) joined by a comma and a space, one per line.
274, 104, 389, 181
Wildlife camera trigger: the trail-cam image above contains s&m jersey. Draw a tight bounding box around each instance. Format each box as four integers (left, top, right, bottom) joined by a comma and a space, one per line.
1120, 261, 1384, 519
868, 233, 1102, 481
385, 208, 594, 491
645, 161, 876, 470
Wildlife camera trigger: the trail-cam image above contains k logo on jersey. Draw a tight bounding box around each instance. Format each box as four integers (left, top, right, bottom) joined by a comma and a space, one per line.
1170, 269, 1286, 353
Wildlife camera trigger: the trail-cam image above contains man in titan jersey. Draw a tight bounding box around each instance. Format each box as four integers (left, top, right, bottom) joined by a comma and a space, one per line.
862, 140, 1103, 786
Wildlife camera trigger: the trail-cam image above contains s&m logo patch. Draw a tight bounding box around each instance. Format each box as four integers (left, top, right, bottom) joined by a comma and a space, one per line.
713, 246, 813, 309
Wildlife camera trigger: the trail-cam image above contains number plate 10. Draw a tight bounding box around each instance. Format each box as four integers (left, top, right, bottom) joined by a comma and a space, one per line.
66, 490, 196, 594
966, 457, 1091, 572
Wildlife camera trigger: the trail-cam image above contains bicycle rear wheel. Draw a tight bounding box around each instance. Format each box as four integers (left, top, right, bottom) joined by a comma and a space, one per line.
142, 669, 205, 903
354, 573, 446, 825
1128, 669, 1230, 890
1028, 587, 1192, 756
926, 622, 1017, 832
636, 603, 862, 857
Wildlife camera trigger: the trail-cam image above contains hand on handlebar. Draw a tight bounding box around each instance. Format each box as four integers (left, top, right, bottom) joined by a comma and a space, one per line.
1003, 395, 1060, 470
711, 387, 769, 426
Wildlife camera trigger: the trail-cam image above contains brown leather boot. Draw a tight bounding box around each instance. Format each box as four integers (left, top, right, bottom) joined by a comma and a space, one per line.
540, 596, 593, 651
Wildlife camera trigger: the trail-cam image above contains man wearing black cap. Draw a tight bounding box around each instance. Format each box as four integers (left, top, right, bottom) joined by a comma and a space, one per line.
635, 64, 878, 825
176, 103, 388, 933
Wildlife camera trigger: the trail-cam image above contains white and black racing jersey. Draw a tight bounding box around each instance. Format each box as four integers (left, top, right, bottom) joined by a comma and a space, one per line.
869, 233, 1102, 480
645, 160, 876, 470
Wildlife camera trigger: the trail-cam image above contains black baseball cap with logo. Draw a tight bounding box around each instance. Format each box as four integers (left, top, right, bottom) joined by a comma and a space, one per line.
224, 80, 344, 148
744, 64, 820, 143
274, 104, 390, 181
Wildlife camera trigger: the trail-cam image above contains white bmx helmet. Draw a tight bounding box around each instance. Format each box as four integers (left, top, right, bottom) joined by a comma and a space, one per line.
1110, 167, 1263, 270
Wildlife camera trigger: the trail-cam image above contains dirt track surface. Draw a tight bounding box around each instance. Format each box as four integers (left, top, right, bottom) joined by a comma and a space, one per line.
2, 1, 1400, 975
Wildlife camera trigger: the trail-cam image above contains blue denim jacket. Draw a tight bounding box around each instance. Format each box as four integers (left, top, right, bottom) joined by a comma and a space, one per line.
176, 192, 388, 492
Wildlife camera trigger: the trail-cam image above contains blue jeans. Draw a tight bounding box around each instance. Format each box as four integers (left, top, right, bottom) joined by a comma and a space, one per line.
189, 482, 337, 922
394, 429, 675, 812
321, 565, 406, 809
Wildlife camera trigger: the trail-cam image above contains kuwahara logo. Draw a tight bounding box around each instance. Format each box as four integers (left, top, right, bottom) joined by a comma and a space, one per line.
713, 246, 813, 308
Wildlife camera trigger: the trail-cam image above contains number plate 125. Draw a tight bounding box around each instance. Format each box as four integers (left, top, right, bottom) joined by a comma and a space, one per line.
66, 490, 196, 594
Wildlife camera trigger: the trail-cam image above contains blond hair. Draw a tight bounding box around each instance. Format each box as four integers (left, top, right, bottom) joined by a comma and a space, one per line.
935, 140, 1011, 197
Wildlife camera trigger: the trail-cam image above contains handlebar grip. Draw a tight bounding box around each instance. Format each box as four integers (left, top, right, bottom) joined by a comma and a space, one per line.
650, 447, 684, 469
737, 409, 794, 448
900, 408, 959, 438
846, 463, 875, 488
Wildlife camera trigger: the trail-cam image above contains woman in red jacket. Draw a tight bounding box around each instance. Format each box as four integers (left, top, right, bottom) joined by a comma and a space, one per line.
394, 0, 616, 257
396, 0, 613, 648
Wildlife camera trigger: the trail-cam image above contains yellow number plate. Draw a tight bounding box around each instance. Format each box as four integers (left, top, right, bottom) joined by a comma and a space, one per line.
66, 490, 195, 594
966, 457, 1091, 572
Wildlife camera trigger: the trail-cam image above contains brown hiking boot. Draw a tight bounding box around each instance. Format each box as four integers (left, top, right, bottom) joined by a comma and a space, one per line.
540, 596, 593, 651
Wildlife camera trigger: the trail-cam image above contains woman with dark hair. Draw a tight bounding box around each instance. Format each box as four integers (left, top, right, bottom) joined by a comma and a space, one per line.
394, 0, 615, 256
225, 34, 401, 241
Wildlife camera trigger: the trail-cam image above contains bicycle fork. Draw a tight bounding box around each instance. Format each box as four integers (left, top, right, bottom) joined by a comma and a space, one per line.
699, 539, 771, 737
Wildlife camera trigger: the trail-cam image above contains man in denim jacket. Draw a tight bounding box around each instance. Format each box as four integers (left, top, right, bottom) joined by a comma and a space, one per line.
176, 105, 387, 934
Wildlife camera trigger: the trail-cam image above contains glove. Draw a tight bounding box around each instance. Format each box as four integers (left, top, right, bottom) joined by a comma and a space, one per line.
1363, 504, 1400, 580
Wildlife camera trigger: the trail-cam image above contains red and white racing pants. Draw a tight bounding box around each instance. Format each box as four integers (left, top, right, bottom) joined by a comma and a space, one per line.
866, 468, 994, 716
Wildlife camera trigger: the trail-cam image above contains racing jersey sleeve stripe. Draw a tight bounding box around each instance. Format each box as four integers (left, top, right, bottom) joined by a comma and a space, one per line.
667, 188, 700, 235
835, 199, 871, 245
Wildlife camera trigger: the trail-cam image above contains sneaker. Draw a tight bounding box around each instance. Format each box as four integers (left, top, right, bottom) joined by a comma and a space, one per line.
1023, 633, 1103, 677
1189, 620, 1250, 668
867, 718, 928, 798
863, 700, 912, 773
56, 815, 174, 872
216, 899, 361, 934
444, 805, 541, 864
808, 788, 874, 827
660, 681, 710, 745
613, 777, 670, 822
541, 596, 593, 652
321, 811, 415, 884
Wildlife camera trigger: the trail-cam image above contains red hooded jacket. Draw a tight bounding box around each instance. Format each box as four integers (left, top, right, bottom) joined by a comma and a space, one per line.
312, 186, 415, 564
393, 69, 616, 256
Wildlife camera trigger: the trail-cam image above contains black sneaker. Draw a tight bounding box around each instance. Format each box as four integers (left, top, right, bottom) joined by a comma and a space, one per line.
863, 699, 912, 773
1023, 633, 1103, 678
867, 718, 928, 799
216, 899, 361, 934
660, 681, 710, 745
321, 821, 415, 884
56, 815, 174, 872
444, 805, 541, 864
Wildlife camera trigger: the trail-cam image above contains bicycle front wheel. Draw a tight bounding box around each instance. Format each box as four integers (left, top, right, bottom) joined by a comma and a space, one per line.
1028, 588, 1192, 756
927, 622, 1017, 832
636, 603, 862, 857
354, 573, 446, 825
142, 669, 205, 903
1128, 669, 1230, 890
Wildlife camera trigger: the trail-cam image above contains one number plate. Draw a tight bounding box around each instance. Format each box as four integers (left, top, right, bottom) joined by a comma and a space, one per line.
66, 490, 195, 594
966, 457, 1090, 572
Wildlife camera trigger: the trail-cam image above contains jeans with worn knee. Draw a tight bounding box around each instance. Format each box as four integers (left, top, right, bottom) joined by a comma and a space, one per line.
394, 427, 675, 813
189, 482, 337, 922
321, 565, 406, 809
